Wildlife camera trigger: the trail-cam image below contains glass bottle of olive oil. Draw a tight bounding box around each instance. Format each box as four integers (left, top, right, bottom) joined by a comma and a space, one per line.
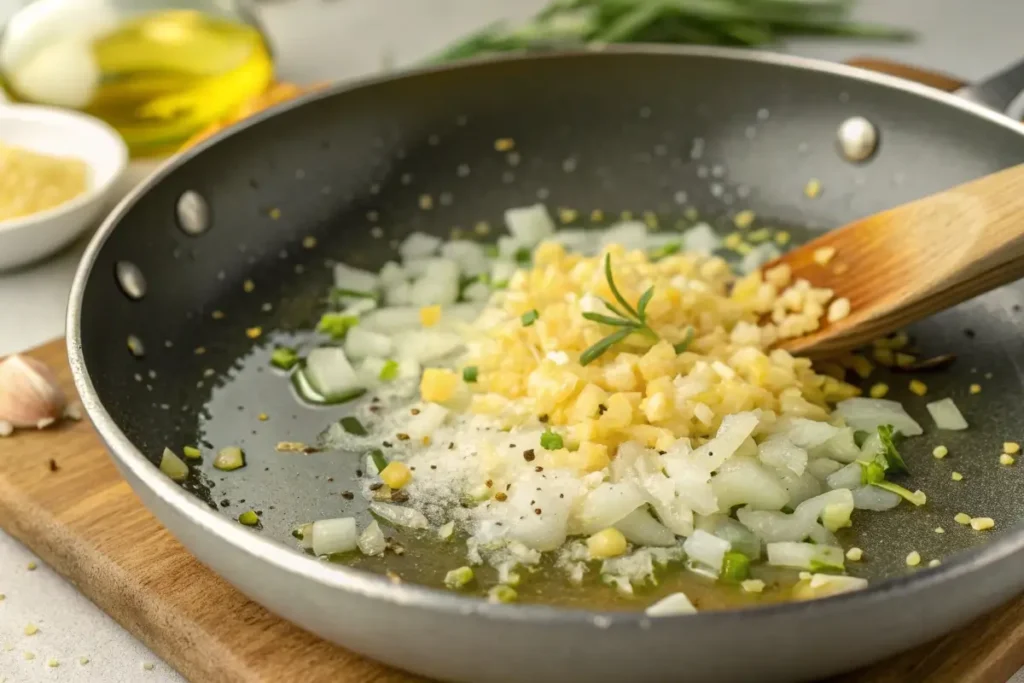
0, 0, 274, 157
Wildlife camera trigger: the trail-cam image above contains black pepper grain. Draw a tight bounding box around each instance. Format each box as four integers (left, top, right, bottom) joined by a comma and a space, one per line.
597, 404, 607, 415
535, 466, 543, 472
341, 491, 354, 500
48, 459, 59, 472
411, 408, 421, 415
396, 433, 410, 441
523, 449, 535, 462
495, 492, 508, 502
370, 482, 383, 491
534, 508, 542, 515
538, 414, 549, 423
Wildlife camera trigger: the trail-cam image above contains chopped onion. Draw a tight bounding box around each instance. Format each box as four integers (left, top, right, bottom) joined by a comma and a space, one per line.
835, 398, 923, 436
497, 471, 576, 551
766, 542, 844, 571
490, 260, 518, 285
384, 282, 413, 305
809, 427, 861, 463
600, 221, 648, 250
344, 327, 394, 360
504, 204, 555, 246
392, 329, 465, 363
851, 485, 902, 511
293, 523, 313, 550
711, 457, 789, 511
357, 520, 387, 556
776, 418, 841, 450
462, 281, 491, 302
370, 502, 429, 530
339, 297, 378, 317
926, 398, 968, 431
615, 508, 677, 547
576, 482, 646, 535
551, 229, 592, 253
303, 347, 363, 400
159, 447, 189, 482
409, 259, 461, 306
645, 592, 697, 616
399, 231, 442, 260
378, 261, 406, 287
311, 517, 358, 556
441, 240, 489, 276
826, 462, 863, 490
333, 262, 379, 295
682, 223, 722, 253
806, 458, 844, 481
774, 467, 823, 508
696, 514, 761, 559
689, 411, 760, 472
740, 243, 781, 274
362, 306, 421, 333
758, 435, 808, 476
682, 529, 730, 574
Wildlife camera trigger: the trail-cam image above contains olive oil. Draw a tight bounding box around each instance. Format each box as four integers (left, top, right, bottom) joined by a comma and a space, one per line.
1, 7, 273, 157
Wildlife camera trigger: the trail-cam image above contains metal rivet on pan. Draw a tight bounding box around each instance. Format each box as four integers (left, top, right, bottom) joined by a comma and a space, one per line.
115, 261, 146, 300
837, 116, 878, 162
176, 191, 209, 235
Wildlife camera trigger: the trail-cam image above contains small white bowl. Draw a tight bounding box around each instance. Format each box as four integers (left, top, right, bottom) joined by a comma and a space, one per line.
0, 103, 128, 271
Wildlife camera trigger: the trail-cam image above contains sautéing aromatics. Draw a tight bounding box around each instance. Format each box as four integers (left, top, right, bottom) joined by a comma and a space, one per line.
243, 203, 960, 612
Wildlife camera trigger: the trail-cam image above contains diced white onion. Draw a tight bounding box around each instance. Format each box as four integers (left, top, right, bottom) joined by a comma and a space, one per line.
776, 418, 841, 450
357, 520, 387, 556
392, 330, 465, 363
774, 467, 823, 508
576, 482, 646, 535
361, 306, 422, 333
758, 435, 808, 476
333, 263, 380, 294
740, 243, 781, 274
600, 221, 648, 250
682, 223, 722, 253
809, 427, 861, 463
490, 260, 518, 285
441, 240, 489, 276
835, 398, 923, 436
615, 508, 677, 547
682, 529, 730, 574
409, 259, 461, 306
304, 347, 362, 399
496, 472, 577, 552
926, 398, 968, 431
462, 281, 491, 302
312, 517, 358, 556
688, 411, 760, 473
826, 462, 863, 490
806, 458, 844, 481
852, 485, 902, 511
378, 261, 407, 287
645, 592, 697, 616
403, 403, 449, 441
766, 542, 844, 570
399, 231, 442, 260
344, 326, 394, 360
695, 515, 761, 559
792, 573, 868, 600
384, 282, 413, 305
370, 502, 430, 529
504, 204, 556, 246
711, 457, 789, 511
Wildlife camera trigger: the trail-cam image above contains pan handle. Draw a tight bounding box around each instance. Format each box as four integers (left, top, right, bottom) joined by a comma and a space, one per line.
955, 57, 1024, 117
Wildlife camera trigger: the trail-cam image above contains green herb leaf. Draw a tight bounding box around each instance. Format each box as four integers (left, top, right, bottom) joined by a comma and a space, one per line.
370, 449, 388, 472
580, 327, 633, 366
673, 327, 695, 354
650, 241, 681, 260
604, 254, 640, 319
340, 417, 367, 436
720, 551, 750, 582
600, 299, 632, 320
877, 424, 909, 474
270, 346, 300, 370
540, 430, 563, 450
379, 359, 399, 381
463, 366, 479, 383
521, 309, 539, 326
636, 286, 655, 322
317, 313, 359, 339
582, 312, 638, 328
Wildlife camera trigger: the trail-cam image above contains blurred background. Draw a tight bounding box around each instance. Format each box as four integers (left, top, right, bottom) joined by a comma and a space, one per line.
0, 1, 1021, 682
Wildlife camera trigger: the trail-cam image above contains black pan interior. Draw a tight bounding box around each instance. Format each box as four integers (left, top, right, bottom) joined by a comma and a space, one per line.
78, 50, 1024, 608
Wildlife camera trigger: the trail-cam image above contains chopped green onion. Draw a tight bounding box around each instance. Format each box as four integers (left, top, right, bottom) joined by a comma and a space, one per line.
822, 503, 853, 531
330, 287, 377, 301
514, 247, 532, 265
238, 510, 260, 526
540, 430, 563, 450
488, 584, 518, 603
291, 368, 366, 406
317, 313, 359, 339
650, 242, 682, 260
182, 445, 202, 460
444, 566, 475, 589
491, 279, 509, 290
379, 359, 399, 381
340, 417, 367, 436
809, 559, 846, 573
270, 346, 299, 370
159, 448, 189, 482
463, 366, 479, 383
213, 446, 245, 471
521, 309, 539, 326
873, 481, 927, 506
484, 244, 499, 258
859, 458, 887, 485
370, 449, 388, 472
720, 551, 750, 582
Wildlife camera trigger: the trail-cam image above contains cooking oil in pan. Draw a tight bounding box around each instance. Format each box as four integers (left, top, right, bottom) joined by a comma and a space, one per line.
0, 2, 273, 157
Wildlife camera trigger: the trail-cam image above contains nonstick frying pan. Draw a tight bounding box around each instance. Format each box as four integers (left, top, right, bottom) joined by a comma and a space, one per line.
68, 47, 1024, 683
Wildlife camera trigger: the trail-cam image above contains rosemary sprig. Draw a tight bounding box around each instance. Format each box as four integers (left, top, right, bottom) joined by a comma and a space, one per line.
580, 254, 696, 365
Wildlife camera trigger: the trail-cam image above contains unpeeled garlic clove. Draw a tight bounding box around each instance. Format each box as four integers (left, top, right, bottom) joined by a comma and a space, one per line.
0, 355, 67, 428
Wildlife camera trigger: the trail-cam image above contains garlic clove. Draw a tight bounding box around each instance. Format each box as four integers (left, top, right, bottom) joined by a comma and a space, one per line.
0, 355, 68, 428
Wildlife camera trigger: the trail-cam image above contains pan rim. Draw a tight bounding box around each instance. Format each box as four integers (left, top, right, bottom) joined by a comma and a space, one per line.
67, 44, 1024, 630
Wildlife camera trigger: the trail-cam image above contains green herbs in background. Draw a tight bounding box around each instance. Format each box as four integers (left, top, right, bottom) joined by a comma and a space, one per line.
433, 0, 910, 63
858, 424, 927, 506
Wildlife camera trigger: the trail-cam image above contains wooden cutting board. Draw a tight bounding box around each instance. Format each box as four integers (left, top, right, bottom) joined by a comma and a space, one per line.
2, 341, 1024, 683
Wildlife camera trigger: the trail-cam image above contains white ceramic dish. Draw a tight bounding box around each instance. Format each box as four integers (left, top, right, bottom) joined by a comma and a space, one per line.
0, 103, 127, 271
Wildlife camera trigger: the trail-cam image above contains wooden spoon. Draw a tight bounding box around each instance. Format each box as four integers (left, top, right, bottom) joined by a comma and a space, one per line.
773, 163, 1024, 357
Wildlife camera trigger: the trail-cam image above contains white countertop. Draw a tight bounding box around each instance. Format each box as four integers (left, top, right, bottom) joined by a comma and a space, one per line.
1, 1, 1023, 681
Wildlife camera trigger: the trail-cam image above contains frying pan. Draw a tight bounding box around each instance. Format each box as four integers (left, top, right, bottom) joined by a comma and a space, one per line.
67, 47, 1024, 683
